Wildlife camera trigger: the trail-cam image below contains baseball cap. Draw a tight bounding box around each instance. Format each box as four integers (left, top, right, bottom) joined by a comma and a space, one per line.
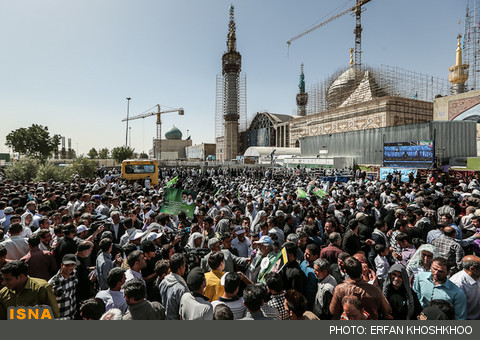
254, 235, 274, 245
77, 225, 89, 234
129, 231, 145, 241
62, 254, 77, 265
146, 232, 159, 242
63, 224, 76, 234
186, 267, 205, 289
234, 226, 246, 235
355, 212, 367, 221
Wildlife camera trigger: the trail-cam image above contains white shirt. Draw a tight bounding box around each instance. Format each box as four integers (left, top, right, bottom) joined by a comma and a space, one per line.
450, 269, 480, 320
95, 289, 128, 315
125, 268, 145, 286
0, 236, 29, 260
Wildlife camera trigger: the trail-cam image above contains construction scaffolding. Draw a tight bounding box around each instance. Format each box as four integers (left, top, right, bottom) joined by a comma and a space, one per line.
306, 64, 450, 116
215, 72, 247, 138
463, 0, 480, 92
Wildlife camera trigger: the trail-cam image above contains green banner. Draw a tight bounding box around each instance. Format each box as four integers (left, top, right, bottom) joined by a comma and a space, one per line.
160, 188, 197, 218
167, 175, 178, 188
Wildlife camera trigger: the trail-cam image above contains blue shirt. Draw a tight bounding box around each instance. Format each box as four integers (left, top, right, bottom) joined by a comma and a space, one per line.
96, 252, 113, 290
427, 229, 443, 244
413, 271, 467, 320
299, 260, 318, 310
450, 223, 462, 240
95, 289, 128, 315
0, 216, 12, 233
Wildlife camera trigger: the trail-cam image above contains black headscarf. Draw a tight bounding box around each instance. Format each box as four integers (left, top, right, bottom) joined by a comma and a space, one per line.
382, 263, 416, 320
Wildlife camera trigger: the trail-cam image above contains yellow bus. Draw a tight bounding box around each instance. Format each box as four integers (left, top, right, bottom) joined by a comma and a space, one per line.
121, 159, 159, 185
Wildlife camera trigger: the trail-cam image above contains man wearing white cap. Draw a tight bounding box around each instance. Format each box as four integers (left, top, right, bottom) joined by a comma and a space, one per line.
128, 230, 145, 248
248, 236, 277, 282
231, 226, 251, 258
75, 225, 89, 241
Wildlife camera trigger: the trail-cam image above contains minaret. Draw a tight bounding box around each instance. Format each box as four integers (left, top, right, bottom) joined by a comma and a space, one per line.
222, 5, 242, 161
296, 63, 308, 116
449, 35, 469, 94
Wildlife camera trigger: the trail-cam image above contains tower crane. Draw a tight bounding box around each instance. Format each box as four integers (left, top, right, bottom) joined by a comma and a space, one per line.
286, 0, 371, 70
122, 104, 184, 160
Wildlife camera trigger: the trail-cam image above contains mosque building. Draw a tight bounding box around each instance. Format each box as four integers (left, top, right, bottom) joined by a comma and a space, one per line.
149, 126, 192, 160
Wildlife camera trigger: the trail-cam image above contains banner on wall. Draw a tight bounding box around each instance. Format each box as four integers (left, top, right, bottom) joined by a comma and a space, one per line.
383, 140, 434, 168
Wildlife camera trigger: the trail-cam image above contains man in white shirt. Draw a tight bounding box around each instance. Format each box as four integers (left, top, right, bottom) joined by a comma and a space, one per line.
450, 255, 480, 320
125, 250, 147, 286
460, 206, 476, 238
0, 223, 29, 260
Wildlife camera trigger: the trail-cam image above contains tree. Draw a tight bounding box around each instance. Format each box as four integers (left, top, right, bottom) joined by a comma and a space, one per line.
87, 148, 98, 159
72, 157, 98, 178
36, 163, 74, 182
139, 152, 149, 159
111, 146, 134, 163
5, 124, 60, 162
4, 158, 41, 181
98, 148, 109, 159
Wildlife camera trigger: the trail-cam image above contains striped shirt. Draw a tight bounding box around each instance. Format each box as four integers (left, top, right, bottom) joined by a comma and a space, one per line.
211, 296, 247, 320
48, 270, 78, 319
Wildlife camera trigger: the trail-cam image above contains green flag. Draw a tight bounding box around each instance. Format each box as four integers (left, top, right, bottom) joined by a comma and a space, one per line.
297, 188, 308, 198
311, 187, 326, 198
167, 176, 178, 188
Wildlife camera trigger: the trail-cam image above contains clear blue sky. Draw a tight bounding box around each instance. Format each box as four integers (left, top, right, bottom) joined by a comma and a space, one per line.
0, 0, 467, 156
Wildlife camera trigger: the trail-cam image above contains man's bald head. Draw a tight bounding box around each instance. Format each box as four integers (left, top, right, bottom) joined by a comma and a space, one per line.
462, 255, 480, 267
353, 252, 367, 264
462, 255, 480, 280
443, 226, 456, 238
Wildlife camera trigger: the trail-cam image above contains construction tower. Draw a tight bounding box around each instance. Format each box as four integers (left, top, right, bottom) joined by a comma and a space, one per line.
220, 5, 242, 161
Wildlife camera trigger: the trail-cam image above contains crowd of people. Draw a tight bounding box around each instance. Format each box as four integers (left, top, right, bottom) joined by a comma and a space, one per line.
0, 165, 479, 320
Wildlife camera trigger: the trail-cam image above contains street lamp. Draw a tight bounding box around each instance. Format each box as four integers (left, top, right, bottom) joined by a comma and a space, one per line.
125, 97, 131, 148
129, 127, 132, 148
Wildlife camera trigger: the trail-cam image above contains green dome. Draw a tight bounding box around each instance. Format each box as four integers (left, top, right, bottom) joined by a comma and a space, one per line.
165, 126, 182, 140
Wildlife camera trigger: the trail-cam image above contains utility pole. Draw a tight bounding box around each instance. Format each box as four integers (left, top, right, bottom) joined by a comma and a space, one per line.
125, 97, 131, 148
